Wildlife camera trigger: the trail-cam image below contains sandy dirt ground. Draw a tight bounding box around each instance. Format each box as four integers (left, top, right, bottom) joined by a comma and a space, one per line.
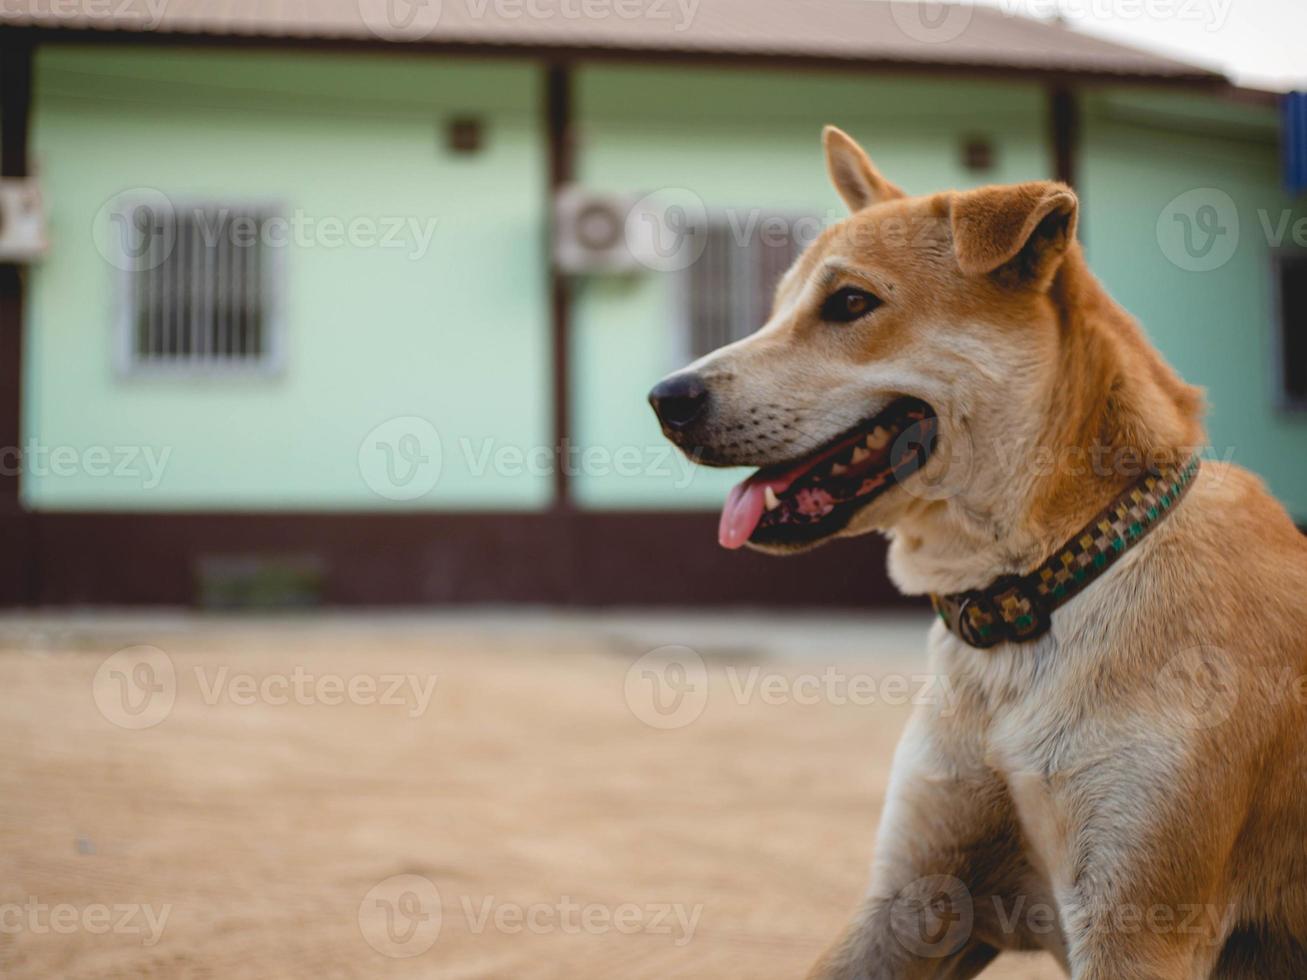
0, 613, 1064, 979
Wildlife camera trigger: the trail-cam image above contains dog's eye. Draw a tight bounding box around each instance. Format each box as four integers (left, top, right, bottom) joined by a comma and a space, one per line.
820, 287, 882, 323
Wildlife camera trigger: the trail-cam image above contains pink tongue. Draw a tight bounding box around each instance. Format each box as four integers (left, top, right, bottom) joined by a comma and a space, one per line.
718, 473, 794, 550
718, 482, 766, 550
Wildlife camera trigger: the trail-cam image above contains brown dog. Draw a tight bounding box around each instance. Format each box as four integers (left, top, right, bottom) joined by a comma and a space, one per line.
649, 127, 1307, 979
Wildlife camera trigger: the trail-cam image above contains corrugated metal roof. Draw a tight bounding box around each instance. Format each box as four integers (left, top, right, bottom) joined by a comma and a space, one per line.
0, 0, 1225, 82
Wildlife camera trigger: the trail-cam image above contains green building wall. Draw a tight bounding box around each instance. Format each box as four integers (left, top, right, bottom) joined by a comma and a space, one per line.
1081, 90, 1307, 517
26, 47, 552, 510
21, 48, 1307, 520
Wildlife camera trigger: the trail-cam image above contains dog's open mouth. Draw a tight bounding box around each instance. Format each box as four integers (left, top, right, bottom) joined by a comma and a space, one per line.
718, 397, 938, 550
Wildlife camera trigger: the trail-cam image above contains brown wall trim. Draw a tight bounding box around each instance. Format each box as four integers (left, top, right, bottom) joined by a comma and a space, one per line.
0, 510, 918, 609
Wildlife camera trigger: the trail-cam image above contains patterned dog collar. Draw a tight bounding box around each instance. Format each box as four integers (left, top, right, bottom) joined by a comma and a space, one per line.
931, 453, 1201, 649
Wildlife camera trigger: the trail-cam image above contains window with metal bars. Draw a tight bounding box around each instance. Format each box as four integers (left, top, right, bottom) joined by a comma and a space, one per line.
115, 200, 282, 375
682, 212, 815, 360
1274, 251, 1307, 411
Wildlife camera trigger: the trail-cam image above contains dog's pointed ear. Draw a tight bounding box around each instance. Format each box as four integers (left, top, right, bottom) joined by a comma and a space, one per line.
950, 182, 1078, 286
823, 125, 904, 213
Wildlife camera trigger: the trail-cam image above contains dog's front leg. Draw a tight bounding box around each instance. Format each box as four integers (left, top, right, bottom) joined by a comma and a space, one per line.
1038, 728, 1240, 980
1049, 839, 1233, 980
1058, 880, 1227, 980
807, 706, 1030, 980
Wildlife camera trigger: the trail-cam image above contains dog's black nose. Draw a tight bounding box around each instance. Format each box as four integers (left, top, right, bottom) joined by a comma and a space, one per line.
648, 374, 708, 431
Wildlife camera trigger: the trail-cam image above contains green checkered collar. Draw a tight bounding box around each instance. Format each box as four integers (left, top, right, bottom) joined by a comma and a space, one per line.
930, 453, 1201, 649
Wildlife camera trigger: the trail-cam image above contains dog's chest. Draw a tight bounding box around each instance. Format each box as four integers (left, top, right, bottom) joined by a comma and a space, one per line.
932, 624, 1091, 893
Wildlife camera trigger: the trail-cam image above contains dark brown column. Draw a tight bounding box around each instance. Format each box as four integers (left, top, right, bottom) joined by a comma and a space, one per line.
1049, 83, 1080, 189
0, 29, 35, 604
545, 62, 574, 509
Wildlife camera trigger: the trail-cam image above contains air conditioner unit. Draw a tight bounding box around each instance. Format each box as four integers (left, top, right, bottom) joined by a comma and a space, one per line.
0, 179, 48, 263
554, 186, 643, 274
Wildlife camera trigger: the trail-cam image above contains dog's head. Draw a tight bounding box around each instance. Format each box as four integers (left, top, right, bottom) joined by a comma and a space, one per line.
649, 126, 1079, 554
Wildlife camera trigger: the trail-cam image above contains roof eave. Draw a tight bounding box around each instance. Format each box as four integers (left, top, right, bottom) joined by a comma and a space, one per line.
0, 20, 1232, 89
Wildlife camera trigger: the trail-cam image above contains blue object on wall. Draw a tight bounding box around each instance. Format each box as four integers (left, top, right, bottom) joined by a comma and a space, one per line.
1287, 92, 1307, 196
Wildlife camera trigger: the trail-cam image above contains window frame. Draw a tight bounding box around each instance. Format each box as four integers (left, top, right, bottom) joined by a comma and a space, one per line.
112, 195, 287, 380
1270, 247, 1307, 414
674, 207, 821, 367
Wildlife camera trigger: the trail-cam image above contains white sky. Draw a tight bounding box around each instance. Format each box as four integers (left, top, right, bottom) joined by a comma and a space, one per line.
953, 0, 1307, 91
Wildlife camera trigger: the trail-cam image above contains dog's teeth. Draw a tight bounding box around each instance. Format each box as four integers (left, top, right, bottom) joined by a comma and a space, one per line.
851, 446, 871, 464
866, 426, 890, 450
764, 486, 781, 511
829, 462, 848, 476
